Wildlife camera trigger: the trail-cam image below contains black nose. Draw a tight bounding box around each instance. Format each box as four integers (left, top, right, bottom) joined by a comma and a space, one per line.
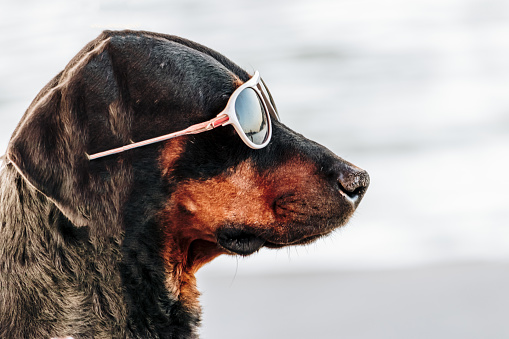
330, 160, 370, 206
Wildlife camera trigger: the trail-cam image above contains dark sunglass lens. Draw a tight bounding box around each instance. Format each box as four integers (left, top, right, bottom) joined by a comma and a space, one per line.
260, 78, 280, 121
235, 88, 269, 145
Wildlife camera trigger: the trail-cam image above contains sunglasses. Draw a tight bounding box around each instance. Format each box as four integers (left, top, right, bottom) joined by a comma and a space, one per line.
88, 71, 279, 160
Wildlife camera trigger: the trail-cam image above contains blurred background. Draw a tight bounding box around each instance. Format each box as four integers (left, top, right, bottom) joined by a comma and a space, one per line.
1, 0, 508, 338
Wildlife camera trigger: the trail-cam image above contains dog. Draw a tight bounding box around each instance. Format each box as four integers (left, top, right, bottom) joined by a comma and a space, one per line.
0, 30, 369, 338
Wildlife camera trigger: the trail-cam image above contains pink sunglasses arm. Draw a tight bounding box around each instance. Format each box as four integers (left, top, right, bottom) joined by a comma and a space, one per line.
87, 115, 230, 160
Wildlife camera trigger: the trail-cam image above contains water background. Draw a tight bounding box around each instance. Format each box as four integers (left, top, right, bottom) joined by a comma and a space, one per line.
1, 0, 508, 337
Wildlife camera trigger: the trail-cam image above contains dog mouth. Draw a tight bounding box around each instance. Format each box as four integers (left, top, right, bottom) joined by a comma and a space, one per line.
216, 227, 330, 256
212, 185, 361, 256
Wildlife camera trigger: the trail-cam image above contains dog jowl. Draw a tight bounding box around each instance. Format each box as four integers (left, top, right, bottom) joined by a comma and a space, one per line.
0, 30, 369, 338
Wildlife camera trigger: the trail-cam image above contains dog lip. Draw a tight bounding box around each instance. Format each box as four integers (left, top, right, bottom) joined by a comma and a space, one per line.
263, 233, 326, 248
216, 227, 334, 255
264, 228, 333, 247
217, 229, 266, 256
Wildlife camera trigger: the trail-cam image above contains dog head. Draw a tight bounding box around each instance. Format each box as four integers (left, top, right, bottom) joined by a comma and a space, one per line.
7, 30, 369, 328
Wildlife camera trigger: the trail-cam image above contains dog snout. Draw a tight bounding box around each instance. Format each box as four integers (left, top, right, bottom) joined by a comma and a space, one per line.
328, 160, 370, 207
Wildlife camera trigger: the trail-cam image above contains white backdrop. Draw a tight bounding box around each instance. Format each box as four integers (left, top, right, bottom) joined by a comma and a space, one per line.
1, 1, 509, 337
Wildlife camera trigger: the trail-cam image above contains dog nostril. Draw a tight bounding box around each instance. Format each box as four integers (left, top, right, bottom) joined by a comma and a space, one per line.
337, 168, 370, 203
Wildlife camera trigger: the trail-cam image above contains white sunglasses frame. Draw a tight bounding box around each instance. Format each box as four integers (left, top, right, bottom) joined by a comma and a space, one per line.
88, 71, 276, 160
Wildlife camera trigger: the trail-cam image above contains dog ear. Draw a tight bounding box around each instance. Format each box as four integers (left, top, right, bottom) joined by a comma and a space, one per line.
6, 33, 130, 226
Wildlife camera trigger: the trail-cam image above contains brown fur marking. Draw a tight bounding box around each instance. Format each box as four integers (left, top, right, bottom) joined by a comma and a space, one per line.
157, 152, 321, 309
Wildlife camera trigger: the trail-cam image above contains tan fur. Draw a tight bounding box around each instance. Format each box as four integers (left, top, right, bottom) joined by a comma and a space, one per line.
157, 152, 321, 309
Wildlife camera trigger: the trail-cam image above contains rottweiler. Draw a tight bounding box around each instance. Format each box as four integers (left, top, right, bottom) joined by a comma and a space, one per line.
0, 30, 369, 338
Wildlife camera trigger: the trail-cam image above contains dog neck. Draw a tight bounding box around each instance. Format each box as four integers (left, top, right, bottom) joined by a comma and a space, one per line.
119, 225, 202, 338
160, 236, 224, 315
118, 162, 208, 338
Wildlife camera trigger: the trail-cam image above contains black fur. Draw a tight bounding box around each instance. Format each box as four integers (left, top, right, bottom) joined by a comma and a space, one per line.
0, 30, 368, 338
